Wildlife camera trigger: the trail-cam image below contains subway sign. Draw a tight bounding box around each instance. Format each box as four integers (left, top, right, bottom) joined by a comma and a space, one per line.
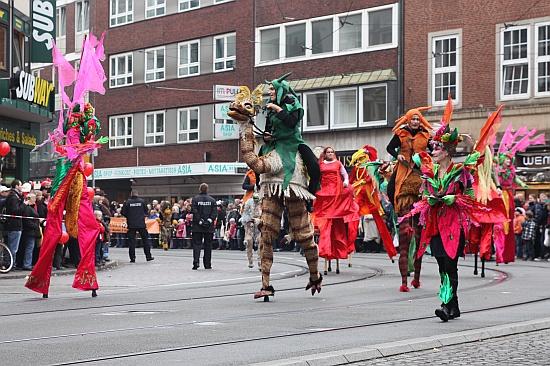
11, 71, 55, 110
31, 0, 56, 63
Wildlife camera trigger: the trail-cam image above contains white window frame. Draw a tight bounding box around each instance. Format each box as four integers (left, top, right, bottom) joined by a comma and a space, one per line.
214, 0, 234, 4
56, 7, 66, 38
330, 87, 358, 129
145, 0, 166, 19
110, 0, 134, 27
178, 40, 200, 78
431, 33, 460, 107
500, 25, 530, 101
144, 111, 166, 146
144, 46, 165, 82
358, 83, 388, 127
75, 0, 89, 34
177, 107, 200, 143
178, 0, 200, 12
110, 52, 133, 88
535, 21, 550, 98
213, 33, 236, 72
109, 114, 133, 149
303, 91, 329, 132
254, 3, 398, 66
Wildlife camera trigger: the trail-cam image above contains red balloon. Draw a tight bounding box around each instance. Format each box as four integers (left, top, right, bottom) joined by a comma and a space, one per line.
83, 163, 94, 177
87, 187, 95, 201
60, 232, 69, 244
0, 141, 10, 157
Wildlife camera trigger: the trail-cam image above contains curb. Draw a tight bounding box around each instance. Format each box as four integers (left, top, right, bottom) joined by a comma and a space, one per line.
0, 260, 120, 280
250, 317, 550, 366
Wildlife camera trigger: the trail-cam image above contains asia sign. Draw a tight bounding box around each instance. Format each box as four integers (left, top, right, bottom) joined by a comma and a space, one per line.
92, 162, 248, 180
214, 123, 239, 140
12, 71, 55, 110
31, 0, 56, 63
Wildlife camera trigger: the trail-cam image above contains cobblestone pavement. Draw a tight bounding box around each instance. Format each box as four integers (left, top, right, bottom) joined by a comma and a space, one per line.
354, 329, 550, 366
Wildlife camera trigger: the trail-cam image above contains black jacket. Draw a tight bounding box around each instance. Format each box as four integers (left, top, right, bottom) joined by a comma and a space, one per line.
122, 196, 148, 229
5, 189, 24, 231
191, 192, 217, 233
21, 204, 40, 238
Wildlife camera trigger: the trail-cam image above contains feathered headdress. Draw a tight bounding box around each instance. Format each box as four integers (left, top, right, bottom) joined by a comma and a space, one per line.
350, 145, 378, 166
431, 95, 461, 156
496, 124, 545, 163
392, 106, 432, 133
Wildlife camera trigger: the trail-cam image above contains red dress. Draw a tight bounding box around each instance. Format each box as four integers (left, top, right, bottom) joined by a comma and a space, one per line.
313, 160, 359, 260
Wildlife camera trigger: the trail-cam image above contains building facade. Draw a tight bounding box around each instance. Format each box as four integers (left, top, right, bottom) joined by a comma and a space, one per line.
76, 0, 401, 201
403, 0, 550, 190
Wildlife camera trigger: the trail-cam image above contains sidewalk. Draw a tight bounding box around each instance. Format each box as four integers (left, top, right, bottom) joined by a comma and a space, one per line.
251, 317, 550, 366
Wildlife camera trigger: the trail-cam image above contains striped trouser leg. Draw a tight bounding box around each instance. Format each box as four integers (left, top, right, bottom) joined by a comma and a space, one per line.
259, 196, 283, 289
286, 193, 319, 282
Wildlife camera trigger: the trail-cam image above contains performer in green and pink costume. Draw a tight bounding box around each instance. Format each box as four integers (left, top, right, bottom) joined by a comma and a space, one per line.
25, 34, 107, 298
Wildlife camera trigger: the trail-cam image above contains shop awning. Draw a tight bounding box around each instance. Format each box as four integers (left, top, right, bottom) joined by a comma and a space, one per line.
0, 98, 53, 123
288, 69, 396, 92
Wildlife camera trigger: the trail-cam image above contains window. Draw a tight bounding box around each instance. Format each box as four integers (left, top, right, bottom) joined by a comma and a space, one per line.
145, 46, 165, 82
214, 33, 236, 72
178, 108, 199, 143
368, 8, 393, 46
56, 7, 66, 37
110, 53, 133, 88
303, 91, 328, 131
360, 85, 387, 126
76, 0, 89, 33
146, 0, 165, 19
536, 23, 550, 96
110, 0, 133, 27
339, 13, 361, 51
285, 23, 306, 58
501, 26, 529, 99
0, 27, 6, 70
178, 41, 200, 77
311, 19, 333, 54
145, 111, 165, 145
255, 4, 397, 65
109, 115, 133, 148
12, 31, 24, 73
179, 0, 199, 12
260, 28, 280, 62
432, 35, 458, 104
331, 89, 357, 128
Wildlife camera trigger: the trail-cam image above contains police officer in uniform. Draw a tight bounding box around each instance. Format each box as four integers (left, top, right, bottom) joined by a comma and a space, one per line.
191, 183, 217, 270
122, 190, 154, 263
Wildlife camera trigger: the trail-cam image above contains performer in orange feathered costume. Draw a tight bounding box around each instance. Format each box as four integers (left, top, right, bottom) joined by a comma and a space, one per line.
386, 107, 432, 292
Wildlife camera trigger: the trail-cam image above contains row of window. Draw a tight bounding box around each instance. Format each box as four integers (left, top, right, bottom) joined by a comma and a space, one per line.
256, 4, 398, 65
108, 84, 389, 148
431, 21, 550, 106
110, 33, 235, 87
110, 0, 233, 27
56, 1, 89, 37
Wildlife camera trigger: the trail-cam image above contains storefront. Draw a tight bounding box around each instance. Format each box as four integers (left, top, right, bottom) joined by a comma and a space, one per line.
516, 145, 550, 195
91, 162, 249, 203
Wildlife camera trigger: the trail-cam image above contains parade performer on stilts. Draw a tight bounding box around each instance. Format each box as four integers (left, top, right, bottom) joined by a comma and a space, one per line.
313, 147, 359, 275
228, 77, 322, 301
402, 107, 507, 322
349, 145, 396, 261
494, 125, 544, 264
25, 34, 107, 298
386, 107, 432, 292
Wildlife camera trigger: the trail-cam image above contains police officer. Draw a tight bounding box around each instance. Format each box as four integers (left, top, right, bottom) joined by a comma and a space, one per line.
191, 183, 217, 270
122, 190, 154, 263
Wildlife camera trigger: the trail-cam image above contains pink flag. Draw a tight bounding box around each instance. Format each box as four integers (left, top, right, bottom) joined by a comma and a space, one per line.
73, 35, 107, 106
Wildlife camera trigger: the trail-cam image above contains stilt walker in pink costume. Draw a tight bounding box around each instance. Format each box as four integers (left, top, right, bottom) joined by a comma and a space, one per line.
25, 34, 108, 298
494, 125, 545, 264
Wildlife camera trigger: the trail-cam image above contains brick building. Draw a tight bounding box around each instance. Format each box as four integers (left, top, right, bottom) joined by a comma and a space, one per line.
403, 0, 550, 189
31, 0, 402, 201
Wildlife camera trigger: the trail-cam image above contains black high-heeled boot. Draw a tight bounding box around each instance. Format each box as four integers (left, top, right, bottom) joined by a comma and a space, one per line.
91, 289, 97, 297
435, 305, 450, 322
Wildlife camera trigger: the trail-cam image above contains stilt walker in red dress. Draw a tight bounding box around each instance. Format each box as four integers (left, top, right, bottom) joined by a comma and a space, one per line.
313, 147, 359, 275
25, 34, 108, 298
